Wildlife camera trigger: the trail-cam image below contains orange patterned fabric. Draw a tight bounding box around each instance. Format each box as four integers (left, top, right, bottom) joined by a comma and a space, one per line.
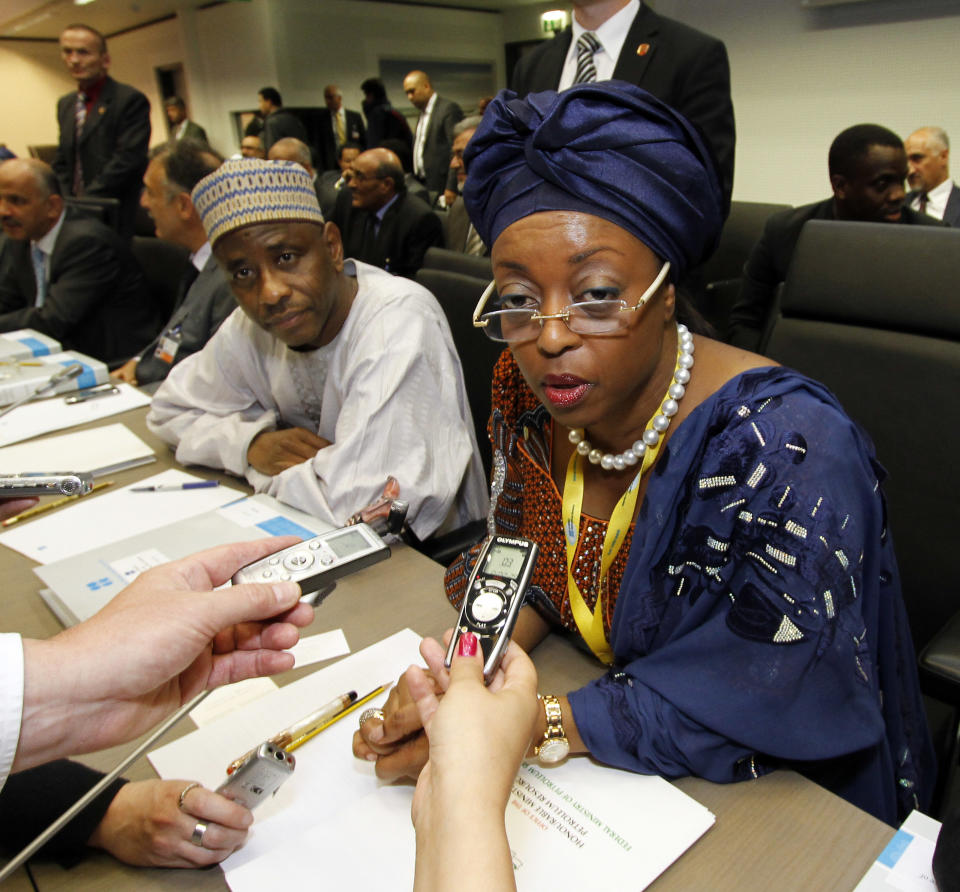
444, 350, 635, 640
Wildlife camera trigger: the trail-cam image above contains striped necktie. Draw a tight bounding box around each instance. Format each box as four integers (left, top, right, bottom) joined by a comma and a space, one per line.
918, 192, 929, 215
31, 244, 47, 308
574, 32, 602, 84
73, 91, 87, 196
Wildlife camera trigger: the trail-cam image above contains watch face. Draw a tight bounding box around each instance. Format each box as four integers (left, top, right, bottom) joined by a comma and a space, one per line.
537, 737, 570, 764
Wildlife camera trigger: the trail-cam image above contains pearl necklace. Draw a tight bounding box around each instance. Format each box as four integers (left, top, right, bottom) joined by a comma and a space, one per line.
567, 323, 694, 472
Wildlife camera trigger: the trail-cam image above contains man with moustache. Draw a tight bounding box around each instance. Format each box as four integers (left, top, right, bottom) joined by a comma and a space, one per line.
904, 126, 960, 226
727, 124, 944, 352
52, 24, 150, 238
147, 159, 485, 539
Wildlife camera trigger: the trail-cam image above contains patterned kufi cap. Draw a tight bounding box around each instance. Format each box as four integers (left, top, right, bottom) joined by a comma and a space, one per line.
192, 158, 324, 246
463, 81, 723, 279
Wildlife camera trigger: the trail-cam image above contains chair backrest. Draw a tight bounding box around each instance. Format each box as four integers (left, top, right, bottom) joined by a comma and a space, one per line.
699, 201, 791, 338
421, 247, 492, 281
64, 196, 122, 234
765, 220, 960, 652
416, 267, 504, 480
131, 236, 191, 321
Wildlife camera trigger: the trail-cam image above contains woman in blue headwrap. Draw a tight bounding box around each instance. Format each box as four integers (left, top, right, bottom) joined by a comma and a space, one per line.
355, 82, 935, 827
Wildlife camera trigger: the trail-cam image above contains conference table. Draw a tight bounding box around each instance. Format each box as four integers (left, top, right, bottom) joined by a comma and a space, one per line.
1, 406, 896, 891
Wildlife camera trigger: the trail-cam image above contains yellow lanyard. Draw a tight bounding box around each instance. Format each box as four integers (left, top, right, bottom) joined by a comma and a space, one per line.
560, 354, 679, 664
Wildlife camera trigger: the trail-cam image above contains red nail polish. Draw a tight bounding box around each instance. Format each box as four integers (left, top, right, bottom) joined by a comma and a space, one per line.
458, 631, 478, 657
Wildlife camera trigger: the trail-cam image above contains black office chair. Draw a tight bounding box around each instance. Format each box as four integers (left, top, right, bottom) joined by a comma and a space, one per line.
131, 236, 191, 321
696, 200, 790, 339
64, 196, 122, 234
420, 247, 492, 281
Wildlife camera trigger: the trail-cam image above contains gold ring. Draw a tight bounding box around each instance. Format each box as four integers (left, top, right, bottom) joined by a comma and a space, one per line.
358, 707, 385, 729
178, 782, 201, 810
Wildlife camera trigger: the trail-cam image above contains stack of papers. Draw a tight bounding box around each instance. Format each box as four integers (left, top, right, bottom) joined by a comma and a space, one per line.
0, 329, 61, 360
0, 350, 108, 405
150, 630, 715, 891
853, 810, 942, 891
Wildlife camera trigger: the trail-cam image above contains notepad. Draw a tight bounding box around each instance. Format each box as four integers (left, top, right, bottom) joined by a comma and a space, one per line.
0, 422, 154, 477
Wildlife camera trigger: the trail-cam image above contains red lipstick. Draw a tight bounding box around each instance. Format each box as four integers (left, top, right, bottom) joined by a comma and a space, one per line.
543, 374, 591, 408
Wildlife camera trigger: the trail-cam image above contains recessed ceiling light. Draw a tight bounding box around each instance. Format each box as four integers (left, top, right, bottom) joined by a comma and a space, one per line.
74, 0, 97, 6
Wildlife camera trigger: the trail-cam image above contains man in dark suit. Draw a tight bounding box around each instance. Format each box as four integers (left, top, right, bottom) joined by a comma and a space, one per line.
332, 147, 443, 279
258, 87, 309, 154
164, 96, 208, 145
728, 125, 944, 352
317, 85, 366, 172
112, 141, 234, 387
52, 24, 151, 239
443, 118, 487, 256
905, 127, 960, 227
0, 158, 158, 363
510, 0, 735, 213
403, 70, 464, 198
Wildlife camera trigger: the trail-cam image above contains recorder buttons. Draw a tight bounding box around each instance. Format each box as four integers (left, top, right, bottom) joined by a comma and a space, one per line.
283, 551, 314, 572
470, 589, 506, 624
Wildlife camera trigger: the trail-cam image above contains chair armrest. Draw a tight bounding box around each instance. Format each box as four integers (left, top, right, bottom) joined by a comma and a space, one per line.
920, 609, 960, 701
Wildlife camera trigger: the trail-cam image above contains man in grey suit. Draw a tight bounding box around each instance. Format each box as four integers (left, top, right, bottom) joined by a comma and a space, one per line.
403, 70, 463, 198
164, 96, 208, 145
510, 0, 735, 213
52, 24, 151, 238
905, 127, 960, 226
112, 141, 235, 386
443, 118, 487, 256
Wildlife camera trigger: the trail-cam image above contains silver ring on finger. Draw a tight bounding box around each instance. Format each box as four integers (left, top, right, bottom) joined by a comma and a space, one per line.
191, 821, 208, 848
178, 782, 201, 810
358, 707, 385, 729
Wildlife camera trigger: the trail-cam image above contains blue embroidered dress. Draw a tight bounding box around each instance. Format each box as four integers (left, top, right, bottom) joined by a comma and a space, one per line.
446, 356, 935, 825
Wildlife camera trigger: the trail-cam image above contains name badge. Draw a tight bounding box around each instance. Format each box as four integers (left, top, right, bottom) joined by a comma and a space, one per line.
154, 327, 183, 364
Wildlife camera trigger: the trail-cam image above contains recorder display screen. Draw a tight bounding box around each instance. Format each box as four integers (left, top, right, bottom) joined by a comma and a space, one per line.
328, 529, 369, 559
483, 544, 525, 579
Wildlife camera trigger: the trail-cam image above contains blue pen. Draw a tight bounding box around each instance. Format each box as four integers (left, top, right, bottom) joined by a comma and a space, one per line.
130, 481, 221, 493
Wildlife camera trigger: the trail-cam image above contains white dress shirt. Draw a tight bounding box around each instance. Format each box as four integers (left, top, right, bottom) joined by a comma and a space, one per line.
559, 0, 641, 90
148, 260, 488, 539
413, 92, 437, 180
0, 633, 25, 792
910, 177, 954, 220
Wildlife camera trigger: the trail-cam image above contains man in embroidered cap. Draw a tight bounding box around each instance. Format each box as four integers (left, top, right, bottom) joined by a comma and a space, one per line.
147, 158, 486, 539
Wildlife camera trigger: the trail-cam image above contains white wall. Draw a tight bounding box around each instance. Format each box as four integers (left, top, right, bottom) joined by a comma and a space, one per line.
503, 0, 960, 206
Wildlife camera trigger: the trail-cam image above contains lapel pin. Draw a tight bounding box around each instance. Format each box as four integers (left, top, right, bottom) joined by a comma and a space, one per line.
98, 106, 106, 114
637, 43, 651, 56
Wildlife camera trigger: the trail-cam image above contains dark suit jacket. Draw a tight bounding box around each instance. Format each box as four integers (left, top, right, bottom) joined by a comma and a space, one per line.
262, 108, 310, 152
316, 108, 366, 171
416, 95, 464, 195
510, 6, 736, 213
333, 189, 444, 279
728, 198, 946, 351
176, 120, 209, 144
906, 183, 960, 227
52, 77, 151, 238
135, 252, 236, 385
0, 212, 160, 362
442, 197, 487, 255
0, 760, 127, 867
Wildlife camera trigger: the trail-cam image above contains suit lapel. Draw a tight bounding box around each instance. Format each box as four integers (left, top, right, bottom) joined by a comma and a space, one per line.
611, 5, 660, 85
79, 77, 114, 145
11, 241, 37, 303
533, 31, 572, 92
945, 184, 960, 225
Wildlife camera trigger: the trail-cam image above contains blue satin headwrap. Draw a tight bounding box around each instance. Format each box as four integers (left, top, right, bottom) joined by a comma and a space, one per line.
462, 81, 724, 279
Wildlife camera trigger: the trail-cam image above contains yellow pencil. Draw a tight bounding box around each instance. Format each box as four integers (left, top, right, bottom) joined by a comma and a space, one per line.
1, 480, 114, 527
286, 682, 391, 753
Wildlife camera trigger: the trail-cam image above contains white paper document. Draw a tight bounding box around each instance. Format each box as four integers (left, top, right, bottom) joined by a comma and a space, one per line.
853, 810, 942, 892
0, 421, 153, 474
190, 678, 280, 727
0, 468, 241, 563
150, 629, 713, 891
0, 384, 152, 447
286, 629, 350, 668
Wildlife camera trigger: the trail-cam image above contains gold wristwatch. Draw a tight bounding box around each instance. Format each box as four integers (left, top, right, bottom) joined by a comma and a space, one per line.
534, 694, 570, 765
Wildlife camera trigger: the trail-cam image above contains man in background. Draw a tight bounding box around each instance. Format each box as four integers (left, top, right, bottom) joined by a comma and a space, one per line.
164, 96, 208, 145
240, 135, 266, 159
317, 85, 366, 171
316, 141, 360, 218
728, 124, 944, 351
510, 0, 735, 213
905, 127, 960, 226
257, 87, 309, 153
361, 77, 412, 152
52, 24, 150, 238
112, 140, 234, 387
443, 117, 486, 256
403, 70, 463, 199
332, 147, 443, 279
148, 158, 485, 540
0, 158, 157, 362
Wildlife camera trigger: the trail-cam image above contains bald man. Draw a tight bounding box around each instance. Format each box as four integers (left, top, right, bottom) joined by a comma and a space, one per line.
0, 157, 158, 361
905, 127, 960, 226
403, 70, 463, 197
331, 147, 443, 279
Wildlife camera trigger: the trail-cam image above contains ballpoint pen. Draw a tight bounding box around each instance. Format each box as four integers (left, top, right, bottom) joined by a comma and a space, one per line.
226, 689, 359, 774
130, 480, 220, 492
